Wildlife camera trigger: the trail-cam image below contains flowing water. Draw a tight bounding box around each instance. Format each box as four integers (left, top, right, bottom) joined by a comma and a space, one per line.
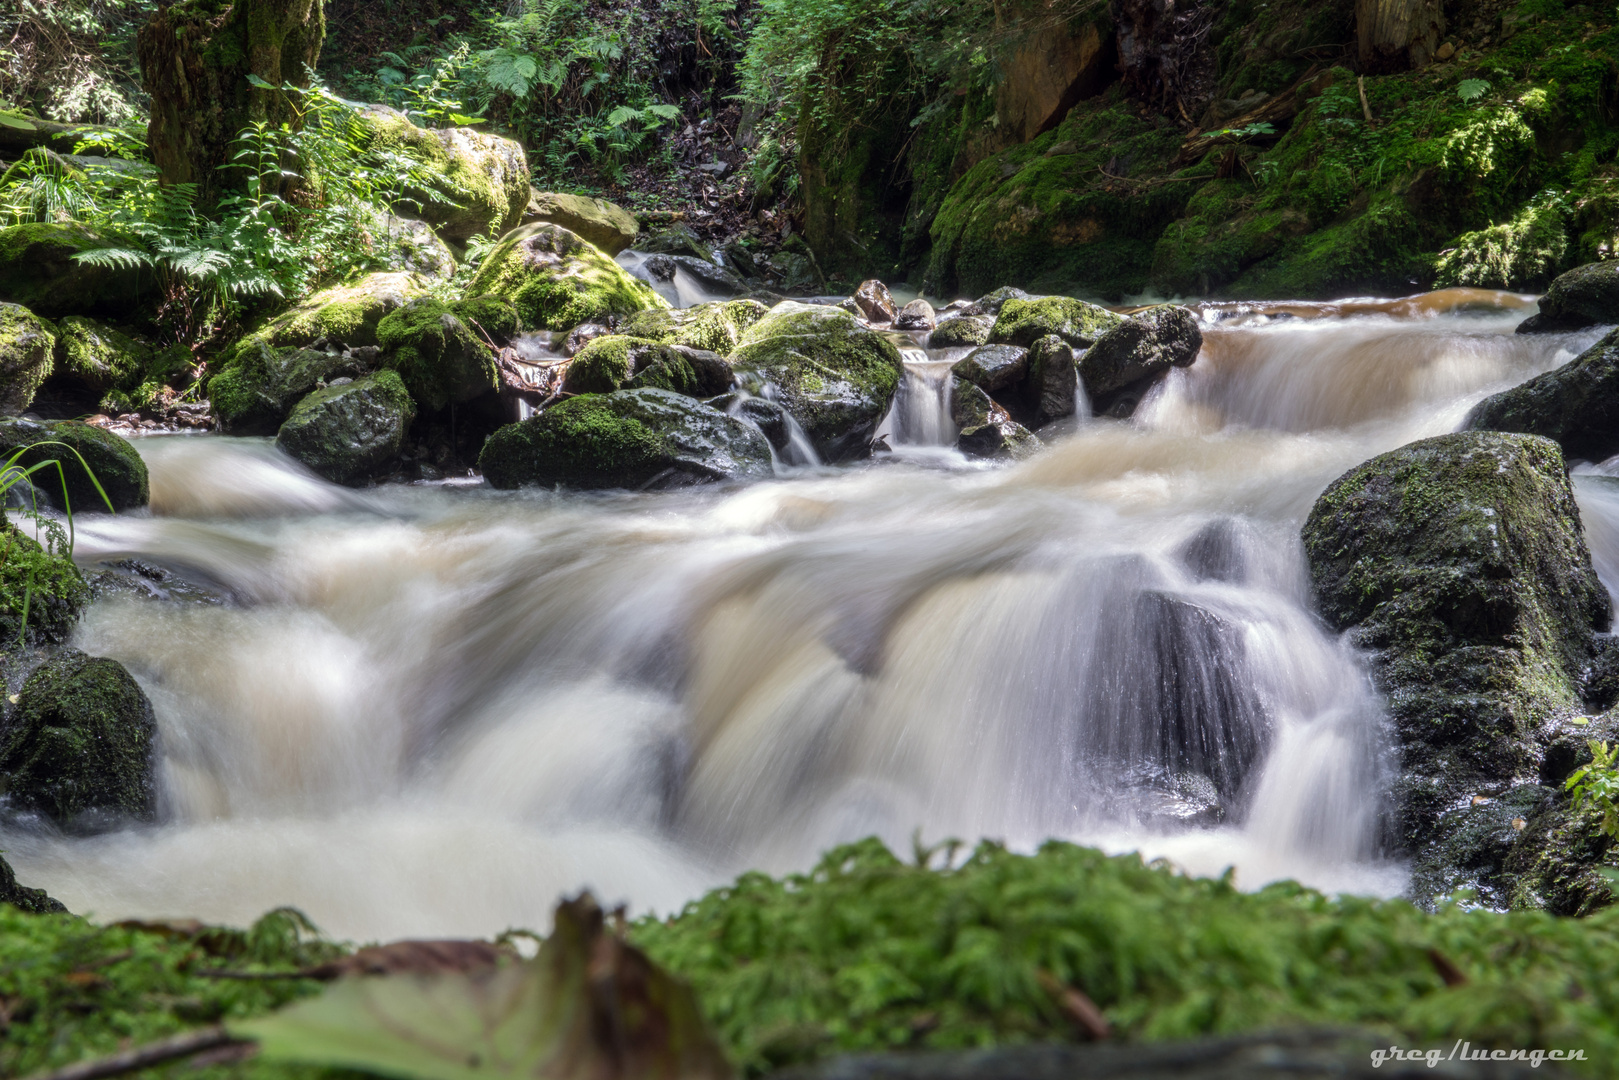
5, 292, 1615, 943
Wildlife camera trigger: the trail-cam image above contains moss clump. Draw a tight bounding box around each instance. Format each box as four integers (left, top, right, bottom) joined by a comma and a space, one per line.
1434, 197, 1570, 291
728, 303, 905, 462
0, 649, 156, 828
50, 317, 149, 401
0, 303, 56, 415
620, 300, 768, 354
452, 294, 521, 343
466, 223, 668, 332
990, 296, 1123, 348
376, 298, 498, 412
360, 109, 531, 243
0, 417, 148, 511
0, 222, 145, 319
561, 336, 699, 397
479, 388, 771, 490
275, 371, 416, 486
0, 520, 89, 645
928, 315, 992, 349
222, 272, 426, 370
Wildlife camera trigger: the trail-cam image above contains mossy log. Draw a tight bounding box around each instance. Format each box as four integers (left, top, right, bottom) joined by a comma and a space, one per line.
136, 0, 326, 206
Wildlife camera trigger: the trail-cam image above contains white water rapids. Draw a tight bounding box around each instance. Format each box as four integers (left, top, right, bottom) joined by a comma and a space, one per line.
6, 294, 1617, 942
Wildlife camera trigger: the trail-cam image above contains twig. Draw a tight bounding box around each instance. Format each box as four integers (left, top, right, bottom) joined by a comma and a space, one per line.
1098, 166, 1205, 187
1428, 949, 1468, 987
22, 1026, 250, 1080
1037, 970, 1111, 1040
1358, 75, 1374, 122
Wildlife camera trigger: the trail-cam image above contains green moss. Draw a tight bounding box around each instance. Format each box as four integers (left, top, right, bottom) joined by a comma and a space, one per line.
51, 317, 148, 398
0, 303, 56, 414
620, 300, 768, 354
376, 298, 498, 412
361, 111, 529, 242
990, 296, 1124, 348
452, 295, 520, 342
275, 371, 416, 486
562, 335, 701, 397
222, 272, 427, 369
0, 417, 148, 511
466, 223, 668, 332
1435, 196, 1571, 290
0, 520, 89, 645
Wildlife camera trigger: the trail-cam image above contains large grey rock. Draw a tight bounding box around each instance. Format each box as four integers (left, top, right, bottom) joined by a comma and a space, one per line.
522, 190, 637, 255
1079, 305, 1203, 408
950, 344, 1027, 394
479, 388, 773, 490
1517, 260, 1619, 334
928, 315, 993, 349
276, 371, 416, 486
1466, 327, 1619, 463
1026, 334, 1077, 423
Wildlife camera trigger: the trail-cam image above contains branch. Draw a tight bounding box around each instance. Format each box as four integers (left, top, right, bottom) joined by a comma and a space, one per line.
21, 1026, 251, 1080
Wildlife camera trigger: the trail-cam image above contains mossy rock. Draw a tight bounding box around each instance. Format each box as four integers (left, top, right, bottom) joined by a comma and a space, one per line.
951, 377, 1041, 461
479, 387, 773, 490
1079, 305, 1204, 412
928, 315, 993, 349
0, 416, 148, 511
376, 298, 499, 412
1466, 327, 1619, 464
51, 316, 149, 399
0, 222, 147, 319
0, 303, 56, 415
620, 300, 768, 354
359, 106, 531, 243
222, 272, 427, 368
1301, 431, 1610, 901
727, 302, 905, 462
561, 336, 701, 397
453, 295, 521, 343
951, 344, 1028, 393
375, 214, 457, 281
208, 344, 365, 436
990, 296, 1124, 349
0, 520, 89, 645
0, 854, 66, 915
523, 190, 638, 255
1518, 260, 1619, 333
466, 223, 668, 331
276, 371, 416, 486
0, 648, 156, 830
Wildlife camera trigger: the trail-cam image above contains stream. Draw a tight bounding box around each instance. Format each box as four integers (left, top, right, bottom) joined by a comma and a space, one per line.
4, 291, 1615, 942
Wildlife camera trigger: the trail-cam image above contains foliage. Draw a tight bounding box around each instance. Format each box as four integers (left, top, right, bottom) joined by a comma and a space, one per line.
0, 0, 153, 123
1458, 79, 1492, 103
1567, 740, 1619, 842
1, 439, 114, 645
633, 837, 1619, 1077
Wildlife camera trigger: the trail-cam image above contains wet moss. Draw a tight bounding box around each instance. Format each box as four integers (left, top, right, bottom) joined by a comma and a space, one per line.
376, 298, 499, 412
0, 417, 148, 511
0, 222, 146, 319
50, 317, 149, 400
0, 303, 56, 415
620, 300, 768, 354
0, 520, 89, 646
466, 223, 668, 331
990, 296, 1124, 348
561, 336, 699, 397
361, 110, 530, 242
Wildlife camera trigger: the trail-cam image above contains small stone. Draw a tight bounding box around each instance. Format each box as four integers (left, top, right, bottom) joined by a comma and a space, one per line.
852, 280, 898, 323
1436, 41, 1455, 60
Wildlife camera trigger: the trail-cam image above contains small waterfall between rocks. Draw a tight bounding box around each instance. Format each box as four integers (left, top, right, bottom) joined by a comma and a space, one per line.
3, 298, 1610, 942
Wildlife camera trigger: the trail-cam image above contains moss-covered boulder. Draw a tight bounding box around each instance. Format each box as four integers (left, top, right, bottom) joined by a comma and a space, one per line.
990, 296, 1124, 349
0, 519, 89, 645
928, 315, 993, 349
376, 297, 500, 412
0, 648, 156, 830
560, 336, 724, 398
50, 316, 148, 400
209, 344, 367, 436
360, 107, 530, 243
0, 417, 147, 511
0, 222, 146, 319
0, 854, 66, 914
276, 371, 416, 486
1301, 431, 1610, 904
0, 303, 56, 415
523, 191, 638, 255
376, 214, 457, 281
223, 272, 426, 365
951, 378, 1040, 461
1080, 305, 1204, 415
1517, 260, 1619, 334
1466, 328, 1619, 464
479, 388, 773, 490
620, 300, 768, 354
727, 302, 905, 462
466, 223, 668, 331
1026, 334, 1078, 424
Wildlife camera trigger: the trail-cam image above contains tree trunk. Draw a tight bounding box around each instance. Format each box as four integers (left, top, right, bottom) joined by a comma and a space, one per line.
137, 0, 325, 207
1356, 0, 1444, 72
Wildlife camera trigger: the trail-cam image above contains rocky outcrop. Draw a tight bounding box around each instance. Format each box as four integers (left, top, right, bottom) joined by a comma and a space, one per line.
1466, 328, 1619, 463
479, 388, 772, 490
0, 303, 56, 414
523, 191, 638, 255
276, 371, 416, 486
1080, 305, 1203, 416
1302, 431, 1612, 908
1516, 261, 1619, 334
376, 298, 499, 412
0, 854, 66, 914
727, 302, 905, 462
951, 379, 1040, 460
359, 106, 530, 242
990, 296, 1124, 348
0, 648, 157, 831
0, 417, 149, 511
561, 336, 730, 398
466, 223, 667, 331
620, 300, 767, 354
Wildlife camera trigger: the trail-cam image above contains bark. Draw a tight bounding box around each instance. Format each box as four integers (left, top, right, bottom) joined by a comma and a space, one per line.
1356, 0, 1445, 72
1110, 0, 1219, 124
136, 0, 326, 207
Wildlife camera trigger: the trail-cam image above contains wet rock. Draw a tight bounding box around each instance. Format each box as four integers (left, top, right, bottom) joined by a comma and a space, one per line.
0, 648, 156, 831
894, 299, 936, 331
1465, 327, 1619, 463
0, 222, 147, 319
522, 190, 638, 255
0, 853, 66, 914
479, 387, 772, 490
564, 323, 612, 357
377, 297, 500, 412
0, 520, 89, 645
950, 378, 1040, 460
377, 214, 456, 281
1516, 260, 1619, 334
48, 316, 149, 402
359, 106, 530, 243
990, 295, 1124, 348
276, 371, 417, 486
0, 303, 56, 414
963, 286, 1031, 317
640, 253, 748, 297
466, 223, 668, 331
727, 302, 905, 462
951, 344, 1028, 393
1079, 305, 1203, 411
1026, 334, 1078, 423
1177, 518, 1252, 585
852, 280, 898, 323
621, 299, 768, 354
0, 416, 148, 510
561, 336, 713, 398
928, 315, 993, 349
209, 344, 370, 435
637, 223, 712, 262
1302, 431, 1611, 906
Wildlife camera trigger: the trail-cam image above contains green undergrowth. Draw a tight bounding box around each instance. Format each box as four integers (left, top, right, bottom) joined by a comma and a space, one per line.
633, 837, 1619, 1076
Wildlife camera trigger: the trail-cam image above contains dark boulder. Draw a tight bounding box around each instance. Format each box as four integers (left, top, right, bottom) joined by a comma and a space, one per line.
561, 336, 721, 398
479, 388, 773, 490
377, 298, 500, 412
951, 345, 1028, 394
0, 416, 148, 511
276, 372, 417, 486
1465, 327, 1619, 463
1079, 305, 1203, 415
950, 379, 1040, 460
963, 286, 1031, 317
1026, 334, 1078, 424
209, 344, 369, 436
0, 222, 147, 320
852, 280, 898, 323
0, 854, 66, 914
0, 648, 157, 831
1516, 260, 1619, 334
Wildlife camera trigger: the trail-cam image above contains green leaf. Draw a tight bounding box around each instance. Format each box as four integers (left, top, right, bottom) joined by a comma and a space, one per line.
1457, 78, 1490, 102
246, 73, 277, 89
235, 896, 732, 1080
646, 103, 682, 120
447, 114, 488, 126
0, 112, 37, 130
